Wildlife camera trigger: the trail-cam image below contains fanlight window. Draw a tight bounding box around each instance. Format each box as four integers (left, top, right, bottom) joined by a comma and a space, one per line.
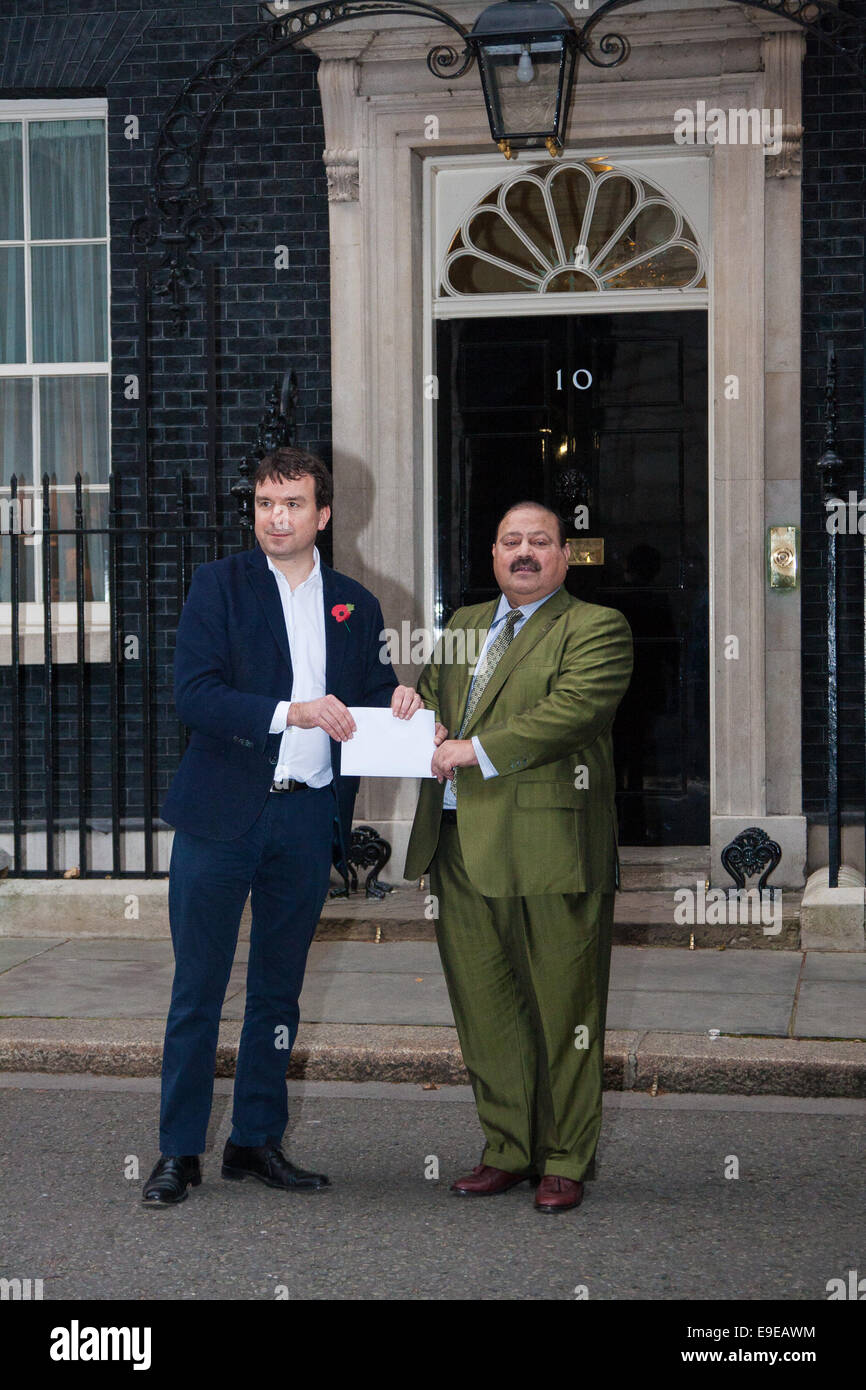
440, 159, 706, 296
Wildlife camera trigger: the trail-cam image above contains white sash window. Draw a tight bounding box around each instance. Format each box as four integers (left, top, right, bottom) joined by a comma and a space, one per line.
0, 99, 110, 661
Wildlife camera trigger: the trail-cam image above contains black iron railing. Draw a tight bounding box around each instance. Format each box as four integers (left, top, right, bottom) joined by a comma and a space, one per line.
0, 470, 250, 879
816, 343, 845, 887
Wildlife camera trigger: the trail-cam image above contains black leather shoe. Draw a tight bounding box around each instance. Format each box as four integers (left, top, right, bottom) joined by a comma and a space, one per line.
221, 1140, 330, 1191
141, 1154, 201, 1207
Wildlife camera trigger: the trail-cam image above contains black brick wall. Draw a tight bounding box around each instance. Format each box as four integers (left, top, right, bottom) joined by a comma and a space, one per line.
801, 17, 866, 819
0, 0, 332, 834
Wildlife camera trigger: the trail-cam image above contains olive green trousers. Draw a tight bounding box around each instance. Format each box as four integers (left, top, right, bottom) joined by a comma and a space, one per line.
429, 823, 614, 1182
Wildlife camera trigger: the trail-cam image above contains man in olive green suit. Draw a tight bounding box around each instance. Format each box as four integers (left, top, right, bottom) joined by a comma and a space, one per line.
404, 502, 633, 1213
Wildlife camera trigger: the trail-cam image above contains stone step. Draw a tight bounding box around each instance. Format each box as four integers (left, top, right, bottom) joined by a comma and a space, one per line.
318, 884, 802, 950
618, 845, 711, 890
0, 877, 802, 949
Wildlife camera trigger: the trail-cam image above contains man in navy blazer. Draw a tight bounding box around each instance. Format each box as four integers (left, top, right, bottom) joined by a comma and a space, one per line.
143, 446, 420, 1206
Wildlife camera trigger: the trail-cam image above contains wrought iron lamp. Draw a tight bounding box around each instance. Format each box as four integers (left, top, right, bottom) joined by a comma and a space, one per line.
466, 0, 579, 158
262, 0, 601, 161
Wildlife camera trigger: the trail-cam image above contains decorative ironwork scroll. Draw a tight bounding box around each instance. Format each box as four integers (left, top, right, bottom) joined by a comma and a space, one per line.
132, 2, 474, 330
720, 826, 783, 891
582, 0, 866, 79
231, 369, 299, 530
331, 824, 395, 899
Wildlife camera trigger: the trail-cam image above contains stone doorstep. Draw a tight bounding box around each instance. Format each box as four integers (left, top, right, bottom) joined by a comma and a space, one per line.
0, 1019, 863, 1097
0, 880, 804, 949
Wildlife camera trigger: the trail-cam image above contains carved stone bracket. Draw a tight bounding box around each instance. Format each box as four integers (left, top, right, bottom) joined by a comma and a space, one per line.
318, 59, 363, 203
762, 30, 806, 179
323, 148, 361, 201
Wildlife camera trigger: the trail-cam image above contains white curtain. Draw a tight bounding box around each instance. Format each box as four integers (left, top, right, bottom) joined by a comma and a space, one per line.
0, 245, 25, 363
29, 120, 108, 363
29, 119, 105, 240
40, 376, 108, 487
0, 378, 33, 603
32, 243, 107, 362
0, 123, 25, 361
0, 378, 32, 486
0, 121, 23, 239
40, 376, 109, 602
0, 118, 108, 601
2, 120, 108, 364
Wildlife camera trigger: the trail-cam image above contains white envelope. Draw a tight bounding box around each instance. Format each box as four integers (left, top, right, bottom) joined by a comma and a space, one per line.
340, 707, 437, 778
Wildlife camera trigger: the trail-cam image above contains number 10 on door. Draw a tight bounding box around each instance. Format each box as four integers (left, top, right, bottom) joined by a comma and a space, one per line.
556, 369, 593, 390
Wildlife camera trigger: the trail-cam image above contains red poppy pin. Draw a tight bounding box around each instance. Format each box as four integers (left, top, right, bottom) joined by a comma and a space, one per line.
331, 602, 354, 630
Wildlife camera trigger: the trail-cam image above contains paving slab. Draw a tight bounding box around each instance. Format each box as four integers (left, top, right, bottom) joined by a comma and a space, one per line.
39, 938, 179, 963
42, 937, 252, 965
228, 969, 454, 1026
608, 945, 802, 993
793, 982, 866, 1039
606, 989, 793, 1036
0, 939, 826, 1038
0, 954, 178, 1018
305, 940, 443, 974
801, 951, 866, 982
0, 937, 66, 971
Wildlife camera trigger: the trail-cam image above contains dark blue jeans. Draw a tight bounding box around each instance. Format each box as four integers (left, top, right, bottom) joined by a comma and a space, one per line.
159, 784, 335, 1154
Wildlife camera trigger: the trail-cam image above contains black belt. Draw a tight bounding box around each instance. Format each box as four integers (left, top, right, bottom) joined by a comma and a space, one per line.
270, 778, 311, 793
441, 808, 458, 824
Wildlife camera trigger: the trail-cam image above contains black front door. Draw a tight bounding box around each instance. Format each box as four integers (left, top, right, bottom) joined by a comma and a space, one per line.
436, 310, 709, 845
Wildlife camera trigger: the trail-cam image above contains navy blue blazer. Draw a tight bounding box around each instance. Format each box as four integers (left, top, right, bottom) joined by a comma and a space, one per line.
160, 543, 398, 843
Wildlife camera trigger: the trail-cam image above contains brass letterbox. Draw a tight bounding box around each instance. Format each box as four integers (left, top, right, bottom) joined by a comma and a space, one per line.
567, 537, 604, 566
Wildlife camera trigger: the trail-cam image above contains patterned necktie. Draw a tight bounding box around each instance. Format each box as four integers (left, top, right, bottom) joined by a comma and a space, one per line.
452, 607, 523, 797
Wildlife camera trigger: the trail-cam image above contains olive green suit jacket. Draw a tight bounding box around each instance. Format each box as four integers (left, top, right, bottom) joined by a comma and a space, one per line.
403, 587, 633, 897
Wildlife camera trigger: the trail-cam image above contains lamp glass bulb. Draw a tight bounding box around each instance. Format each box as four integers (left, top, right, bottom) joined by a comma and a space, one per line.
516, 47, 534, 84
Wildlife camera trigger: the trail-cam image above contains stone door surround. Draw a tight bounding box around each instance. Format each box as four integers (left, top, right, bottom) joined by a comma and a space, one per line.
290, 2, 806, 886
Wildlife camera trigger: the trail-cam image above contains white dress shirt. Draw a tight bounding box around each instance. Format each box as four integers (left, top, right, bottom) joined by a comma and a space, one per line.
443, 587, 560, 809
266, 547, 332, 787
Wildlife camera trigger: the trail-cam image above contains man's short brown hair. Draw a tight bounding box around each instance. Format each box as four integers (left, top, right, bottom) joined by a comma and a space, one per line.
253, 446, 334, 512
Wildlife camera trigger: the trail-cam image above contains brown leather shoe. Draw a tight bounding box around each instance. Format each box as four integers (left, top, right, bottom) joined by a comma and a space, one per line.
534, 1176, 584, 1213
450, 1163, 530, 1196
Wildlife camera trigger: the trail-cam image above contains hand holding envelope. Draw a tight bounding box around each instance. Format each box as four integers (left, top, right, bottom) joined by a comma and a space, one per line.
340, 707, 438, 778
